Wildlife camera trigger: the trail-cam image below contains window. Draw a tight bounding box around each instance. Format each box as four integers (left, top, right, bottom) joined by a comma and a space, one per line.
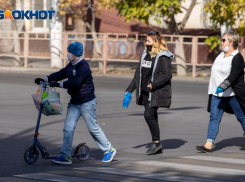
32, 0, 50, 32
65, 14, 75, 30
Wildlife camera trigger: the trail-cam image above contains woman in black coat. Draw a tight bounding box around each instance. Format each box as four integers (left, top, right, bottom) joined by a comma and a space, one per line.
124, 31, 174, 155
196, 31, 245, 153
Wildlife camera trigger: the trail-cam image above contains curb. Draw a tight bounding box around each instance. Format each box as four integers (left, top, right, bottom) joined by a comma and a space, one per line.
0, 66, 60, 74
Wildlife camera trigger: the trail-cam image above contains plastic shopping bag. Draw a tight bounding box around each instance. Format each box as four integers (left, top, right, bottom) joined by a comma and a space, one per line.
32, 85, 63, 116
42, 88, 63, 116
32, 84, 45, 114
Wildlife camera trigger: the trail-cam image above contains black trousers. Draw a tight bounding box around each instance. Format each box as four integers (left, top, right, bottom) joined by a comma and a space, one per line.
142, 93, 160, 141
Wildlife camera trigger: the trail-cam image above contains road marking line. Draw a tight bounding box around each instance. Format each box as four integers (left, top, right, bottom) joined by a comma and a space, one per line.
135, 161, 245, 176
75, 167, 226, 182
182, 156, 245, 165
14, 173, 107, 182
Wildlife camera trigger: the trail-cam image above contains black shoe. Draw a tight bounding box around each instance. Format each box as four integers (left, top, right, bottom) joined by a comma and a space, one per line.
146, 142, 162, 155
240, 146, 245, 150
196, 145, 213, 153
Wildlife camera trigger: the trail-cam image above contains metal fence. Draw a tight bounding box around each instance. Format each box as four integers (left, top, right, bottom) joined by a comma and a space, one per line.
0, 31, 245, 77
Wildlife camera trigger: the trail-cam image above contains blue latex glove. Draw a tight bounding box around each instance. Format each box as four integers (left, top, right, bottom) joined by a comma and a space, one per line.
215, 87, 224, 96
123, 92, 132, 108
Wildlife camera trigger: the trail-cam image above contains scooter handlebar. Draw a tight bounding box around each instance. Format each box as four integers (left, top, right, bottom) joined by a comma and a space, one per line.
40, 81, 49, 87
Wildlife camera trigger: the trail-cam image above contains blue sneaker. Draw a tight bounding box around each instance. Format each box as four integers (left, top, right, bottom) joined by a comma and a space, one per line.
102, 148, 116, 163
51, 155, 72, 165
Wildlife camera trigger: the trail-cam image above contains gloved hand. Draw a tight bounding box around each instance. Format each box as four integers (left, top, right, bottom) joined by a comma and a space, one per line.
49, 81, 59, 87
215, 87, 224, 96
35, 78, 44, 85
123, 91, 132, 108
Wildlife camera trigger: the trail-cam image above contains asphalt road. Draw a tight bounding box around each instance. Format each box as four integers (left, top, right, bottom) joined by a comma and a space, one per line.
1, 72, 245, 182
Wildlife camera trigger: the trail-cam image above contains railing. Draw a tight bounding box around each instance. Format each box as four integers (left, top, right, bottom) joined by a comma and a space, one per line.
0, 31, 245, 77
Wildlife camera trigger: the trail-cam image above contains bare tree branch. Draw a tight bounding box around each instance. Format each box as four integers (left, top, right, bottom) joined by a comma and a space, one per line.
178, 0, 197, 32
181, 6, 188, 11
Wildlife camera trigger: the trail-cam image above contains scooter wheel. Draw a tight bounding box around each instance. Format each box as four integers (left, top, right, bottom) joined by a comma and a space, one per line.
24, 147, 39, 164
76, 145, 89, 161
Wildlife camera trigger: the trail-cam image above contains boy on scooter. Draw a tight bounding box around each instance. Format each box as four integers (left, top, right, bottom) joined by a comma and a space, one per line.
35, 42, 116, 164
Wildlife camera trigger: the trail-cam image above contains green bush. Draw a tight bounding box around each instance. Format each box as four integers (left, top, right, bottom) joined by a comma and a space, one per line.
205, 36, 221, 51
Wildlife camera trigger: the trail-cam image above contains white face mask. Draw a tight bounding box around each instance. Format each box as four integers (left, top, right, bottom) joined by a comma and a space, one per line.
67, 53, 74, 62
222, 46, 230, 53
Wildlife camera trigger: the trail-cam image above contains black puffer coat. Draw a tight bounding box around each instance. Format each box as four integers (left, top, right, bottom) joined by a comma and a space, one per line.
126, 50, 174, 108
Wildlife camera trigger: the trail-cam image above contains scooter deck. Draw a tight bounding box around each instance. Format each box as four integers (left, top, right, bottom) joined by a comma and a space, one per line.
43, 154, 78, 159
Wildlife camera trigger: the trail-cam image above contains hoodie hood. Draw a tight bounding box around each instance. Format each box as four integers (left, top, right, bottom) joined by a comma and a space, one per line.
143, 49, 174, 61
158, 50, 174, 61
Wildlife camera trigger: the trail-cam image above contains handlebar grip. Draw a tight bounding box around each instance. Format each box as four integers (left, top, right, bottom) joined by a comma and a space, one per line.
40, 81, 49, 86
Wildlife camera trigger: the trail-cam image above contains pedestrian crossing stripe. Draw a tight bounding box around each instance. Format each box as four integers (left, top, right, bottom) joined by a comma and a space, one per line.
75, 167, 225, 182
14, 168, 227, 182
14, 173, 106, 182
14, 155, 245, 182
135, 161, 245, 176
182, 155, 245, 165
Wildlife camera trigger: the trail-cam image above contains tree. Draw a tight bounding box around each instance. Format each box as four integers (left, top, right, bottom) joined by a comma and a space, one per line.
60, 0, 105, 70
203, 0, 245, 53
50, 0, 63, 68
99, 0, 197, 76
204, 0, 245, 36
0, 0, 22, 66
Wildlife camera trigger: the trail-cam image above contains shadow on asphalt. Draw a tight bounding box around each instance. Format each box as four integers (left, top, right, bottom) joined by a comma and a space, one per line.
129, 112, 170, 116
169, 106, 203, 110
96, 106, 203, 118
0, 119, 106, 177
213, 137, 245, 151
133, 139, 187, 150
97, 111, 171, 118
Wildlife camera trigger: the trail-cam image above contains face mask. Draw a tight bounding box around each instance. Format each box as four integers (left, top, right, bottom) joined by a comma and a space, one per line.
222, 46, 230, 53
146, 44, 152, 51
67, 53, 74, 62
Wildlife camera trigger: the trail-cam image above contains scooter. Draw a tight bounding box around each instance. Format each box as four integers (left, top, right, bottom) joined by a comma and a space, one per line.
24, 82, 89, 164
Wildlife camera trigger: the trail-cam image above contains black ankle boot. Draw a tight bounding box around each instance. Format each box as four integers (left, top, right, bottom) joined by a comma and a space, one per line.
146, 142, 162, 155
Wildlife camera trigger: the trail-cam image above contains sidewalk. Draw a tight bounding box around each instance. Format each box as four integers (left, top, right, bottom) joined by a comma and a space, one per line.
0, 66, 210, 82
